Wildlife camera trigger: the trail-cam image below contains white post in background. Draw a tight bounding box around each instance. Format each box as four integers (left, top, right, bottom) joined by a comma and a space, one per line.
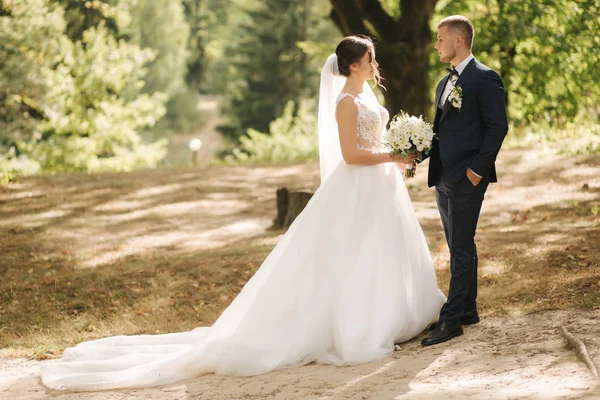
188, 138, 203, 166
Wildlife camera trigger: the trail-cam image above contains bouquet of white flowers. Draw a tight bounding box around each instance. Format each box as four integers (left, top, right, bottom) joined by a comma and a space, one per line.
383, 112, 435, 178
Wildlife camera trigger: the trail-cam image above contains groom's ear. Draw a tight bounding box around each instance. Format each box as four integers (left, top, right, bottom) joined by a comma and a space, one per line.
455, 35, 465, 49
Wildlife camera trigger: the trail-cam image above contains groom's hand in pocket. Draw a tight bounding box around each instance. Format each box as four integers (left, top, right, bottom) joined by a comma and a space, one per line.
466, 168, 482, 186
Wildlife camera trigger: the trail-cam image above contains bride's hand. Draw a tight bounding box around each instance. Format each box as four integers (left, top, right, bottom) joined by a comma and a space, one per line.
391, 153, 418, 167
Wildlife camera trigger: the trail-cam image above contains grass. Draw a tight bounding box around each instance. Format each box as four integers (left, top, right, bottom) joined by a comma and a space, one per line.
0, 148, 599, 360
1, 242, 272, 359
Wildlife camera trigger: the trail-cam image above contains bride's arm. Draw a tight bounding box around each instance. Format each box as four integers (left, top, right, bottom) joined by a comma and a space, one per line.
336, 98, 411, 166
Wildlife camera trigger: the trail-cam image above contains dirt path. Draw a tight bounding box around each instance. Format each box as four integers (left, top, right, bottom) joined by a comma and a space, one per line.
1, 148, 599, 399
163, 95, 225, 168
1, 311, 599, 399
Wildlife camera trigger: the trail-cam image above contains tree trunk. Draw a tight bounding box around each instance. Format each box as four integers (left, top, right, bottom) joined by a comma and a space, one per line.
329, 0, 438, 117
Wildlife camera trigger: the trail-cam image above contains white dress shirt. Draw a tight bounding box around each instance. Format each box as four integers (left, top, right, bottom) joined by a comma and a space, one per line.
439, 54, 474, 108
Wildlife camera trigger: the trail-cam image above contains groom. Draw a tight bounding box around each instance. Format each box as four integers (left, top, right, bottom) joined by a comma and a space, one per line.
421, 15, 508, 346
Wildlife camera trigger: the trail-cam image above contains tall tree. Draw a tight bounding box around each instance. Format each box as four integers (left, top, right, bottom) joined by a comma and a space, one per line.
181, 0, 205, 92
125, 0, 190, 97
218, 0, 314, 141
123, 0, 202, 133
329, 0, 437, 117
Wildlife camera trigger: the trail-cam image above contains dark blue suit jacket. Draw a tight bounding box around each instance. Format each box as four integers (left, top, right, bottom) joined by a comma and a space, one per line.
426, 58, 509, 188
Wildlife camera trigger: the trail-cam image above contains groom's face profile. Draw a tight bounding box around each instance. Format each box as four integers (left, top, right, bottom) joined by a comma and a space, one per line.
435, 26, 458, 64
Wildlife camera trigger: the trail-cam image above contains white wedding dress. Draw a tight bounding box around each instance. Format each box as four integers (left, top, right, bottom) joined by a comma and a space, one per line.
41, 56, 446, 391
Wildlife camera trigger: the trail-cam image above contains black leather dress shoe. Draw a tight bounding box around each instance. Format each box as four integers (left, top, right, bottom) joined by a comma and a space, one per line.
460, 311, 480, 325
427, 311, 479, 331
421, 320, 463, 346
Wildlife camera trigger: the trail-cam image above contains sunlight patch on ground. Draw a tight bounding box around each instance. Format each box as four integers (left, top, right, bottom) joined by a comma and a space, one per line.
67, 187, 115, 200
400, 346, 595, 399
204, 192, 236, 201
80, 218, 271, 268
412, 205, 440, 221
180, 218, 272, 250
319, 360, 397, 399
81, 231, 193, 268
126, 183, 184, 199
0, 188, 44, 201
0, 359, 39, 393
562, 165, 600, 179
480, 263, 505, 276
92, 199, 150, 213
0, 209, 67, 228
485, 184, 597, 212
94, 199, 250, 224
248, 165, 310, 179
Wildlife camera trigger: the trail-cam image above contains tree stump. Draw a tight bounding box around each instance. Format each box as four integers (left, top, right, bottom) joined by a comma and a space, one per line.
276, 188, 289, 228
275, 188, 313, 229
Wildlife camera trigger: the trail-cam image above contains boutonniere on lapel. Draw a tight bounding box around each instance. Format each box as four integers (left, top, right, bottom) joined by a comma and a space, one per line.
448, 85, 463, 111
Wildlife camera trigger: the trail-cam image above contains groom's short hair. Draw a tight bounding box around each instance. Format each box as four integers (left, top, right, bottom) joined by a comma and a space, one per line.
437, 15, 475, 49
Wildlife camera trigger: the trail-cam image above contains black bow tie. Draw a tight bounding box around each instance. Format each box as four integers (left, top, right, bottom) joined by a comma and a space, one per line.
447, 66, 459, 76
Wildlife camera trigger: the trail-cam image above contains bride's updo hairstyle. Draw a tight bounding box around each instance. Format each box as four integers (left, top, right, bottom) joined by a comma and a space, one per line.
335, 35, 384, 89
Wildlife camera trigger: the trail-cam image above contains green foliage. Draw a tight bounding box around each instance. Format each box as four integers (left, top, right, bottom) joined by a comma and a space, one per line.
379, 0, 400, 18
294, 2, 340, 74
217, 0, 331, 141
197, 0, 232, 95
434, 0, 600, 124
225, 100, 318, 164
0, 148, 40, 184
53, 0, 124, 40
181, 0, 228, 92
0, 0, 168, 179
125, 0, 189, 97
0, 0, 64, 149
295, 41, 336, 66
4, 0, 599, 179
160, 89, 204, 134
181, 0, 206, 92
123, 0, 201, 134
508, 119, 600, 156
28, 25, 168, 173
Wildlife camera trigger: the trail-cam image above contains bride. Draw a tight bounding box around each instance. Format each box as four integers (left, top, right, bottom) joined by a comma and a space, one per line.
42, 35, 446, 391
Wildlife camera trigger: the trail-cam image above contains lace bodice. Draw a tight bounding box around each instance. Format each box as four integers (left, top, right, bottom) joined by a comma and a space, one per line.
336, 92, 389, 152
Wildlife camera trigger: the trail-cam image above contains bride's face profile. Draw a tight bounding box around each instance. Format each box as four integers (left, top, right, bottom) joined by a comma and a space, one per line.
335, 35, 383, 88
351, 49, 378, 81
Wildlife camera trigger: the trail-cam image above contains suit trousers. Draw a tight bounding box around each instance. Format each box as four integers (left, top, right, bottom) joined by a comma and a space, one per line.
436, 169, 488, 322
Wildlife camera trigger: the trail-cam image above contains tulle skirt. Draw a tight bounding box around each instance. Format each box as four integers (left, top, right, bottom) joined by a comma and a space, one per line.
42, 162, 446, 391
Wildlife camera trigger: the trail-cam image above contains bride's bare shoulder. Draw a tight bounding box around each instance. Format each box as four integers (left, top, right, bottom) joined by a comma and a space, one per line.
335, 96, 358, 120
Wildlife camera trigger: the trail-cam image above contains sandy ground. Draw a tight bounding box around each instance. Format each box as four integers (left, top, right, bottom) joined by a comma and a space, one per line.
1, 146, 599, 399
1, 310, 599, 399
